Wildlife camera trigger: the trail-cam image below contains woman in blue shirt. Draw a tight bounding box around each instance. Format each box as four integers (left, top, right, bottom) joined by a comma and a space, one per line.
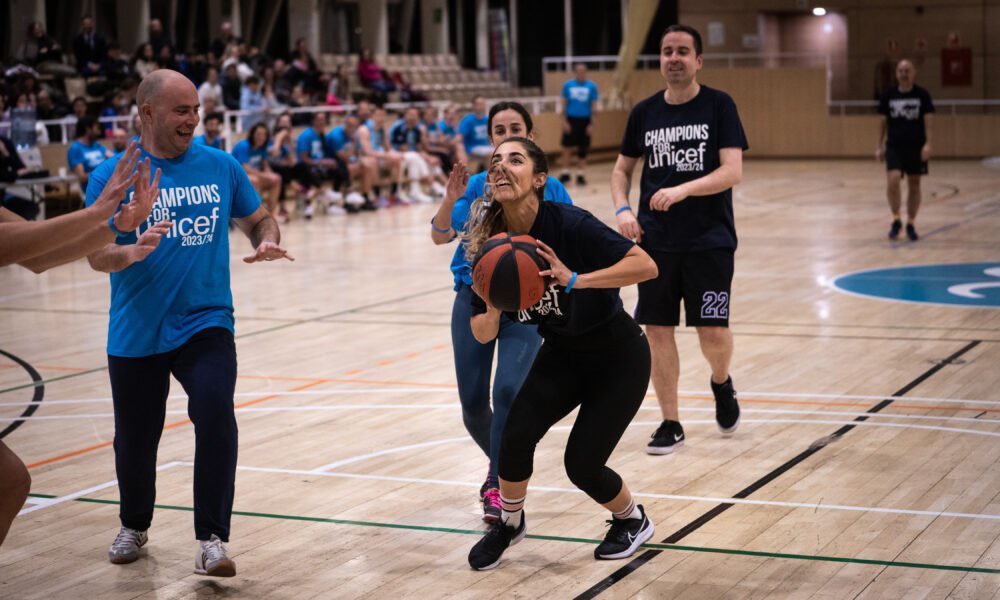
429, 101, 572, 523
232, 123, 283, 220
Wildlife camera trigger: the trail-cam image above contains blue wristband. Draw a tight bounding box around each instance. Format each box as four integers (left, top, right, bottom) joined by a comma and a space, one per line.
615, 205, 632, 215
565, 272, 578, 293
430, 217, 451, 234
108, 214, 127, 237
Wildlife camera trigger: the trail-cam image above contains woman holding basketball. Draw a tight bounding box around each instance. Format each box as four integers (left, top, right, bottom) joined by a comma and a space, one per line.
465, 137, 658, 570
429, 102, 572, 522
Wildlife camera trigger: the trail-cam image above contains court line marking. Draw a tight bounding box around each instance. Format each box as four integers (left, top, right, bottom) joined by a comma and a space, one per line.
23, 380, 326, 469
17, 461, 182, 516
20, 493, 1000, 575
4, 407, 999, 428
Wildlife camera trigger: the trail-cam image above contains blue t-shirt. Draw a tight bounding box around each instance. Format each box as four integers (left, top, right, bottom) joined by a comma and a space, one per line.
193, 134, 223, 150
448, 172, 573, 288
459, 113, 490, 152
232, 139, 268, 169
325, 125, 355, 156
85, 143, 261, 357
438, 120, 456, 139
562, 79, 599, 118
67, 140, 108, 173
296, 127, 326, 161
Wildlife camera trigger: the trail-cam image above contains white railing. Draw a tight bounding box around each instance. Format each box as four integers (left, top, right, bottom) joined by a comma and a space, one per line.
827, 98, 1000, 116
542, 52, 831, 71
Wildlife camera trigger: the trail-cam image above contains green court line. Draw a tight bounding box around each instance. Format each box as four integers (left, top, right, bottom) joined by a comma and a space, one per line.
0, 366, 107, 395
27, 493, 1000, 576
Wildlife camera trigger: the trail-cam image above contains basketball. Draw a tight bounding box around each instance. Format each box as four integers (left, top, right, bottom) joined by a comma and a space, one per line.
471, 232, 550, 312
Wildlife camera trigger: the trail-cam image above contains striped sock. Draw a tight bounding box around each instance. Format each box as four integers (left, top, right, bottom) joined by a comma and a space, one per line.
613, 497, 641, 521
500, 493, 525, 528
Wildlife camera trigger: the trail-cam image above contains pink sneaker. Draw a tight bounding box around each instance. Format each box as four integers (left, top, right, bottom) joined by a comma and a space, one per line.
482, 488, 501, 523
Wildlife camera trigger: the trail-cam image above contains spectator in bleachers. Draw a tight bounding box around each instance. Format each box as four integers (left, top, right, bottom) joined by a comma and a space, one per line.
233, 122, 284, 220
439, 103, 468, 165
221, 63, 242, 110
267, 114, 305, 221
356, 48, 396, 100
0, 131, 37, 220
356, 100, 373, 128
325, 114, 375, 212
326, 64, 350, 106
15, 22, 63, 68
99, 91, 132, 134
71, 97, 89, 120
389, 106, 441, 203
110, 127, 129, 153
35, 89, 61, 141
297, 111, 344, 218
132, 43, 158, 79
156, 45, 179, 72
422, 105, 455, 174
221, 44, 254, 82
357, 106, 403, 207
287, 38, 320, 95
147, 18, 173, 56
459, 95, 491, 168
101, 44, 134, 84
240, 75, 269, 131
193, 95, 220, 136
67, 115, 111, 194
193, 112, 225, 150
210, 20, 242, 62
198, 66, 223, 106
72, 16, 107, 76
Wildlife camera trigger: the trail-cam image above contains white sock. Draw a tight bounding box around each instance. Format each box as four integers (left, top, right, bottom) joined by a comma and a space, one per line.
613, 499, 641, 521
500, 493, 525, 528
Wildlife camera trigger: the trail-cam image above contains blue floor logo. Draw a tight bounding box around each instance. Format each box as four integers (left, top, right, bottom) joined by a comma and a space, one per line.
832, 263, 1000, 307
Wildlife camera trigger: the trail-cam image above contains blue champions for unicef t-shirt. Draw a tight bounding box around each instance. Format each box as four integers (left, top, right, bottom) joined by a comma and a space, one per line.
231, 139, 268, 169
562, 79, 599, 118
448, 172, 573, 289
85, 143, 261, 357
67, 140, 108, 173
296, 127, 325, 161
325, 125, 355, 155
459, 113, 490, 152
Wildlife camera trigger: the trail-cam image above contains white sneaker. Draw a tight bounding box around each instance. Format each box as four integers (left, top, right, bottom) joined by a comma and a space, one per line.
345, 191, 365, 207
396, 190, 413, 205
194, 534, 236, 577
431, 181, 446, 197
324, 189, 344, 205
327, 204, 347, 216
108, 526, 148, 564
410, 188, 434, 204
303, 203, 315, 220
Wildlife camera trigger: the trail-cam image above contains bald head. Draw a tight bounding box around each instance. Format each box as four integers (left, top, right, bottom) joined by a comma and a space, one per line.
137, 69, 201, 158
136, 69, 196, 108
895, 59, 916, 89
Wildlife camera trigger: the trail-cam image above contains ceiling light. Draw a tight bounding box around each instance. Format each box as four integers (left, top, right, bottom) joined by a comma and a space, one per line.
813, 7, 827, 16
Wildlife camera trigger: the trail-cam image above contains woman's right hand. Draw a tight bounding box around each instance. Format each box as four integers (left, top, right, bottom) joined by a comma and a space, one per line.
444, 162, 469, 205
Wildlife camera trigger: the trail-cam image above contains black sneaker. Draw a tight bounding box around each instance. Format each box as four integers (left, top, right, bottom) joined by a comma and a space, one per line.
576, 174, 587, 186
646, 420, 684, 455
905, 223, 919, 241
888, 219, 902, 239
360, 199, 378, 211
478, 465, 491, 502
559, 172, 571, 184
468, 514, 526, 570
712, 376, 740, 434
594, 505, 654, 560
344, 203, 361, 214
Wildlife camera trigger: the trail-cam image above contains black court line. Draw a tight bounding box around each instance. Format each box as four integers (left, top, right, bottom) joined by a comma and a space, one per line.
0, 285, 452, 396
575, 340, 982, 599
0, 349, 44, 440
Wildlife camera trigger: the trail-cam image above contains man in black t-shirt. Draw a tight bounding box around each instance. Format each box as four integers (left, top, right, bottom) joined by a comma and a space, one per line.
877, 59, 934, 241
611, 25, 746, 455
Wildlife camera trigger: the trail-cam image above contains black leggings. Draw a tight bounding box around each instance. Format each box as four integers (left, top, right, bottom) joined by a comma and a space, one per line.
498, 312, 651, 504
108, 327, 238, 541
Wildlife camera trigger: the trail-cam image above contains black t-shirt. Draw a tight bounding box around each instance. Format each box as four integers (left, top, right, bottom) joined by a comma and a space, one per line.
620, 85, 747, 253
471, 202, 635, 339
878, 84, 934, 146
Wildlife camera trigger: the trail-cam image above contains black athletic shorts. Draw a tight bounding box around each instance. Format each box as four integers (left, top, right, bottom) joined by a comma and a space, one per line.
634, 247, 734, 327
561, 116, 591, 157
885, 144, 928, 176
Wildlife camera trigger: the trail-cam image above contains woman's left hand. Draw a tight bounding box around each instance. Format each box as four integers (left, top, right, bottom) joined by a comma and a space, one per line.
535, 240, 573, 287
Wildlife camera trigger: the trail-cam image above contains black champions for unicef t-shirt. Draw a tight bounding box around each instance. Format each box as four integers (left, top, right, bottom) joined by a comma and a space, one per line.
471, 202, 636, 340
620, 85, 748, 253
878, 84, 935, 146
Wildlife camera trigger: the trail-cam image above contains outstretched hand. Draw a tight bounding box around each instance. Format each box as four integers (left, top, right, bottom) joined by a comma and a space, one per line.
91, 141, 141, 221
444, 162, 469, 204
125, 220, 172, 264
535, 240, 573, 287
243, 241, 295, 263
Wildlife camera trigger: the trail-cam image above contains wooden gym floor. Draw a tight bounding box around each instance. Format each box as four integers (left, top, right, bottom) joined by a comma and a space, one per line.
1, 158, 999, 599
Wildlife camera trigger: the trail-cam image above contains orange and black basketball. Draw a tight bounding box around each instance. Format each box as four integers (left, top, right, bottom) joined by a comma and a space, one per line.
471, 232, 549, 312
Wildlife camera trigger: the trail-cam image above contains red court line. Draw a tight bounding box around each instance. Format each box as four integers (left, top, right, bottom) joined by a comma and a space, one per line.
25, 379, 326, 470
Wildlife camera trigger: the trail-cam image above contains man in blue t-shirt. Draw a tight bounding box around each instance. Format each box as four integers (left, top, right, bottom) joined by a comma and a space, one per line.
296, 111, 347, 217
559, 64, 599, 186
611, 25, 746, 456
192, 112, 224, 150
877, 59, 934, 241
85, 69, 292, 577
459, 95, 491, 168
67, 115, 111, 194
